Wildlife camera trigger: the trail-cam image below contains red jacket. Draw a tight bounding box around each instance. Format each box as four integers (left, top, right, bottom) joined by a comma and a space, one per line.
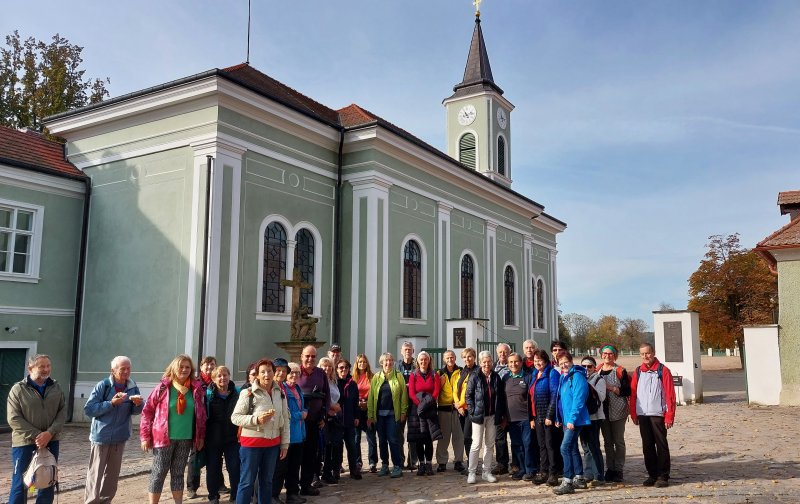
408, 370, 441, 406
628, 358, 676, 425
140, 378, 207, 448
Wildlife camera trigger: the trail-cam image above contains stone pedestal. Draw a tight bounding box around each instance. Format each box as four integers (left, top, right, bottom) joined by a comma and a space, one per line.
653, 310, 703, 404
275, 341, 325, 364
743, 325, 781, 405
445, 318, 489, 367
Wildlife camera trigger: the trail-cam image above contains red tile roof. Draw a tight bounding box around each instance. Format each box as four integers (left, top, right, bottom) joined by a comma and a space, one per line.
757, 216, 800, 249
778, 191, 800, 205
0, 126, 84, 179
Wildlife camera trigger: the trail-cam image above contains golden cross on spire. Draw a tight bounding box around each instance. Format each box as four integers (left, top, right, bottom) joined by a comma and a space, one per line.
473, 0, 482, 17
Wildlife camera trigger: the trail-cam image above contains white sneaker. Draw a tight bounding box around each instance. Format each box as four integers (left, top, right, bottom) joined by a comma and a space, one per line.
482, 472, 497, 483
467, 472, 477, 484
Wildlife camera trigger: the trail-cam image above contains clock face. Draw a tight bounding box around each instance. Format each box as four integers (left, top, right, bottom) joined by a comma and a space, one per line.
457, 105, 477, 126
497, 108, 507, 129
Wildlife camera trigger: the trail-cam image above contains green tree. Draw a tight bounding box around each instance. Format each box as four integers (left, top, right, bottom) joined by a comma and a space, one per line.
688, 234, 777, 352
586, 314, 620, 349
557, 306, 572, 348
0, 31, 109, 131
619, 317, 649, 351
562, 313, 595, 351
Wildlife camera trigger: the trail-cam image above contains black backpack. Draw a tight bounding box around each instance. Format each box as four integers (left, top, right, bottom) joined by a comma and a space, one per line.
585, 378, 601, 415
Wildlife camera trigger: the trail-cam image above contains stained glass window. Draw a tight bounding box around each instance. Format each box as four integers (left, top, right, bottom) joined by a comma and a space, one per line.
295, 228, 315, 313
262, 222, 287, 312
461, 255, 474, 319
403, 240, 422, 318
504, 266, 515, 326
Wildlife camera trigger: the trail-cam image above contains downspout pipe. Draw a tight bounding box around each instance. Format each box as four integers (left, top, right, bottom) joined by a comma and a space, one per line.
332, 128, 345, 344
197, 155, 214, 366
67, 176, 91, 422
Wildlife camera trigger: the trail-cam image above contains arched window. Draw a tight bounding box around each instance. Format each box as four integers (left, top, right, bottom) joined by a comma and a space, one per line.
459, 133, 476, 170
294, 228, 315, 313
497, 136, 506, 176
504, 265, 515, 326
403, 240, 422, 318
460, 255, 475, 319
536, 278, 545, 329
263, 222, 287, 312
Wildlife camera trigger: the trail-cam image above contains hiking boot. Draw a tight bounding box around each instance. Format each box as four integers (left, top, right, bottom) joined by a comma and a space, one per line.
437, 463, 447, 473
510, 464, 520, 474
614, 471, 624, 483
533, 472, 549, 485
208, 499, 219, 504
546, 474, 560, 486
369, 464, 377, 473
467, 472, 477, 484
522, 473, 535, 482
377, 464, 390, 476
350, 471, 362, 480
272, 497, 285, 504
655, 478, 669, 488
553, 480, 575, 495
643, 477, 657, 487
285, 495, 305, 504
491, 464, 508, 476
322, 474, 338, 485
390, 466, 403, 478
425, 463, 434, 476
482, 471, 498, 483
588, 479, 606, 488
573, 476, 588, 489
299, 487, 319, 497
511, 471, 525, 480
416, 465, 426, 476
310, 475, 324, 488
187, 489, 198, 499
604, 469, 615, 481
453, 461, 465, 473
220, 484, 230, 494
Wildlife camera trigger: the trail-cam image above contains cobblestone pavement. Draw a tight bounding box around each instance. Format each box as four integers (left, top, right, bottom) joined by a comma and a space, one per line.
3, 359, 800, 503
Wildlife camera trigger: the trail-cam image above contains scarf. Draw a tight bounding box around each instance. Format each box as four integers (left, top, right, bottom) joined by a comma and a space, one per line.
172, 379, 191, 415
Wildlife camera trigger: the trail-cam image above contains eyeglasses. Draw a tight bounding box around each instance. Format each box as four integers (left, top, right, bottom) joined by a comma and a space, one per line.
601, 352, 614, 356
583, 364, 595, 369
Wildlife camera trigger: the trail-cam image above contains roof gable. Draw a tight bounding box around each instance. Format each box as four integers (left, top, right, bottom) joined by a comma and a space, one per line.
0, 126, 84, 179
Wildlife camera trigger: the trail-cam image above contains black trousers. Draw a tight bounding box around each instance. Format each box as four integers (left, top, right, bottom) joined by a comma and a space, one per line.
638, 416, 671, 479
535, 418, 560, 474
461, 413, 472, 456
415, 438, 433, 463
495, 422, 509, 468
549, 420, 564, 475
300, 418, 321, 488
273, 442, 303, 497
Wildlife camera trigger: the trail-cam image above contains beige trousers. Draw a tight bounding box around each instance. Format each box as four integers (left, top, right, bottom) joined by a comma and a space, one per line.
84, 442, 125, 504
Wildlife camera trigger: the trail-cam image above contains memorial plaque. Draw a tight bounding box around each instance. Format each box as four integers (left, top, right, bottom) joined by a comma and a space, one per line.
453, 327, 466, 348
663, 321, 684, 362
673, 375, 683, 387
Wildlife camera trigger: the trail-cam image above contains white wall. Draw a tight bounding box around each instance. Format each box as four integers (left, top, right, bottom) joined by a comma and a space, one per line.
743, 325, 781, 405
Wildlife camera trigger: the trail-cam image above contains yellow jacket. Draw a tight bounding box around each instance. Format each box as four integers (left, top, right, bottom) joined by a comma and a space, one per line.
437, 366, 460, 407
452, 365, 478, 410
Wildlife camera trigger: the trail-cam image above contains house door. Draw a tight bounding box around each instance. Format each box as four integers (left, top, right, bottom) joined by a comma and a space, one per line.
0, 348, 28, 426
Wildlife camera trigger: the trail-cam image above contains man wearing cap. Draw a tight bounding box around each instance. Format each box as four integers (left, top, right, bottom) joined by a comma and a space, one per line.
328, 344, 342, 364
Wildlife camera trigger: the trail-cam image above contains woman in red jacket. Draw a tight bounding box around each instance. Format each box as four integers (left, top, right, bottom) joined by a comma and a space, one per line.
407, 351, 441, 476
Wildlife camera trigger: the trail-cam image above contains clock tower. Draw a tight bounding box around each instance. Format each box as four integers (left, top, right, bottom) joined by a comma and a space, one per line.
444, 10, 515, 187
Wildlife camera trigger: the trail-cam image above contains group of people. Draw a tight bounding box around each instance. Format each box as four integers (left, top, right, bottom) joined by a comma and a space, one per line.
5, 339, 676, 503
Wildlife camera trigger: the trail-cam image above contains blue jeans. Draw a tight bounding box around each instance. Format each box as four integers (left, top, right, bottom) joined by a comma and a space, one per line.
356, 409, 378, 466
560, 425, 584, 479
9, 441, 60, 504
237, 445, 279, 504
579, 419, 605, 481
376, 414, 402, 468
508, 420, 538, 475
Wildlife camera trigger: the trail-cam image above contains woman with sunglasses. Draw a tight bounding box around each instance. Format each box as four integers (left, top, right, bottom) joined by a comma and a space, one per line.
597, 344, 631, 483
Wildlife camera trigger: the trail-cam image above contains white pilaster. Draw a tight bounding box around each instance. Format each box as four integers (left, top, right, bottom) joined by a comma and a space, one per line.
437, 203, 453, 347
486, 220, 498, 337
550, 248, 558, 342
523, 234, 533, 336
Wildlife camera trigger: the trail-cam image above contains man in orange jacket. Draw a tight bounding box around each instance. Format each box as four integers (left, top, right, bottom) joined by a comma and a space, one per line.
629, 342, 676, 488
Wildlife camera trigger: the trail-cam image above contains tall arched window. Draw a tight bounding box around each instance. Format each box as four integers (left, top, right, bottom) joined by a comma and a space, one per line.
294, 228, 315, 313
403, 240, 422, 318
459, 133, 476, 170
460, 255, 475, 319
504, 265, 515, 326
497, 136, 506, 176
536, 278, 545, 329
263, 222, 287, 312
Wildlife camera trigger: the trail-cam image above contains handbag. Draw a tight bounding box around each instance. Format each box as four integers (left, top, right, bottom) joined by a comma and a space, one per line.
23, 447, 59, 489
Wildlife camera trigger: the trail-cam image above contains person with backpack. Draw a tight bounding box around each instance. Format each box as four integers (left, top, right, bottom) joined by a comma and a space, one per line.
579, 356, 607, 487
407, 351, 442, 476
83, 355, 144, 504
335, 359, 362, 481
553, 352, 591, 495
273, 361, 307, 504
232, 357, 290, 504
204, 365, 240, 504
597, 344, 631, 482
529, 349, 562, 487
140, 354, 207, 504
7, 354, 66, 504
630, 342, 677, 488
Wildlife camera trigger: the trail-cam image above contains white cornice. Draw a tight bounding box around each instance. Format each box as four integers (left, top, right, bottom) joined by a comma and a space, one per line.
533, 214, 567, 234
0, 305, 75, 316
350, 174, 393, 192
442, 90, 515, 112
0, 164, 85, 198
191, 138, 248, 158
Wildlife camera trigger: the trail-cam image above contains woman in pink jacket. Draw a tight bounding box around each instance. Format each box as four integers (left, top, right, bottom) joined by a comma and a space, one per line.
140, 354, 207, 504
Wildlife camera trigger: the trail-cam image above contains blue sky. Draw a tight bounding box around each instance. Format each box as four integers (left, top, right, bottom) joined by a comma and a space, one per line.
5, 1, 798, 328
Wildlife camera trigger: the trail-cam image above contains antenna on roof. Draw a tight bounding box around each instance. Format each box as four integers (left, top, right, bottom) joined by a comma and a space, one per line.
246, 0, 252, 64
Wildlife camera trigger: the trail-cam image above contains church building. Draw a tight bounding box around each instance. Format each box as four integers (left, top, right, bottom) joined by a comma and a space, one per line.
2, 12, 565, 418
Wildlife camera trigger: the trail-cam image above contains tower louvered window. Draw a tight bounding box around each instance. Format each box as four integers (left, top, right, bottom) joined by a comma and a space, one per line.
459, 133, 476, 169
263, 222, 287, 312
497, 136, 506, 176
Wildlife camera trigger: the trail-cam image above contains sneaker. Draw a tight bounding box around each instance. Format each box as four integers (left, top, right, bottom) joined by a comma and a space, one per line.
220, 485, 230, 494
467, 472, 477, 484
491, 465, 508, 476
369, 464, 377, 473
350, 471, 363, 480
310, 476, 325, 488
453, 461, 465, 473
546, 474, 560, 486
377, 465, 390, 476
533, 473, 549, 485
588, 479, 606, 488
511, 471, 525, 480
416, 465, 426, 476
573, 476, 588, 489
187, 489, 198, 499
322, 474, 338, 485
522, 473, 535, 482
655, 478, 669, 488
553, 481, 575, 495
482, 472, 498, 483
437, 463, 447, 473
285, 495, 305, 504
643, 477, 657, 487
390, 466, 403, 478
614, 471, 624, 483
299, 487, 319, 497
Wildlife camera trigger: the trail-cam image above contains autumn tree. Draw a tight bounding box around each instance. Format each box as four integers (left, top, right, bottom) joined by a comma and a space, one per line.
557, 306, 573, 348
0, 31, 109, 131
586, 314, 621, 349
619, 317, 649, 351
688, 234, 777, 351
562, 313, 595, 350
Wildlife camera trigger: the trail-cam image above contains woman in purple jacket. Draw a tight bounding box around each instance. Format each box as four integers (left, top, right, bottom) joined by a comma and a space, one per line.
140, 354, 207, 504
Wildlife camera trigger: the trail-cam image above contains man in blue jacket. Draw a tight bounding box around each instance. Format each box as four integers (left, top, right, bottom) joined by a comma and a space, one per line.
83, 356, 144, 504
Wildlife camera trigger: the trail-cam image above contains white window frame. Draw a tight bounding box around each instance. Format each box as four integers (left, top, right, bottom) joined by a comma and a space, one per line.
502, 261, 519, 330
459, 250, 479, 319
0, 198, 44, 284
533, 275, 547, 332
255, 215, 323, 321
400, 234, 427, 324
